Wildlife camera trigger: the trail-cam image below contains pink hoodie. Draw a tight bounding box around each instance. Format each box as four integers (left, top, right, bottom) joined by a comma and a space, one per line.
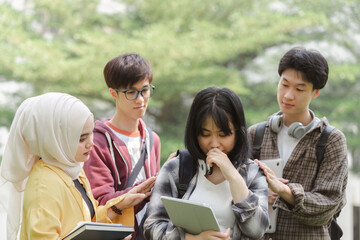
83, 118, 160, 206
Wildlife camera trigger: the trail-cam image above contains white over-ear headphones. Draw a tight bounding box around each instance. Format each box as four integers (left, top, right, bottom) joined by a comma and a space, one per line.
269, 110, 316, 139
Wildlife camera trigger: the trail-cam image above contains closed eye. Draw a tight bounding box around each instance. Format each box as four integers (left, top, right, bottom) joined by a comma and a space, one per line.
200, 129, 211, 137
126, 90, 137, 94
80, 133, 90, 142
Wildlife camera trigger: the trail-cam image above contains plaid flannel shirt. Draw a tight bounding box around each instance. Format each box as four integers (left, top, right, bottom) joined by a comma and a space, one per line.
143, 156, 269, 240
248, 115, 348, 240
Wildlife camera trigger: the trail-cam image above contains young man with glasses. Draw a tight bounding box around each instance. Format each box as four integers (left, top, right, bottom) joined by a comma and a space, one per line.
84, 53, 161, 239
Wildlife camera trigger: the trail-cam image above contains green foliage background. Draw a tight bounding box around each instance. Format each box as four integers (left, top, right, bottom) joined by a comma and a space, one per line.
0, 0, 359, 171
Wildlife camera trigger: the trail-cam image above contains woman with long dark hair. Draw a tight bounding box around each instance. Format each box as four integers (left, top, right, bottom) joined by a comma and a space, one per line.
144, 87, 269, 239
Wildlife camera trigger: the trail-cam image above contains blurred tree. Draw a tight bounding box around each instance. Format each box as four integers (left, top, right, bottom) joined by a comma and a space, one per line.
0, 0, 358, 167
242, 0, 360, 171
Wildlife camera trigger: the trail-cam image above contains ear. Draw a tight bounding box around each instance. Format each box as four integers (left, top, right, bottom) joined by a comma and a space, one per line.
109, 88, 118, 100
312, 89, 320, 99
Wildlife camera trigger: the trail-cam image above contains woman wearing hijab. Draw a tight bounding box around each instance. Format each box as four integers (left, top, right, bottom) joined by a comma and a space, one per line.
0, 92, 155, 240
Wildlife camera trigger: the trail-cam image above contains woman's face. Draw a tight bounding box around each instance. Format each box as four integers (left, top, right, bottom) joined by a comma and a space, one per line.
75, 116, 94, 162
197, 116, 236, 156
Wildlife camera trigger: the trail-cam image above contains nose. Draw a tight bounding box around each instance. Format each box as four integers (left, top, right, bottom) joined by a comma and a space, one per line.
284, 89, 295, 100
135, 92, 145, 103
86, 138, 94, 149
210, 136, 220, 149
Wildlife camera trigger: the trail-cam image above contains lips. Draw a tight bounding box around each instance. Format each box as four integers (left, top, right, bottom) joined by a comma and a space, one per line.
282, 102, 293, 108
134, 105, 145, 110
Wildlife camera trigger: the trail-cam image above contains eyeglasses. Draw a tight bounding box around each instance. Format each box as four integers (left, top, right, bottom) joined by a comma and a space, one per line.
114, 84, 155, 100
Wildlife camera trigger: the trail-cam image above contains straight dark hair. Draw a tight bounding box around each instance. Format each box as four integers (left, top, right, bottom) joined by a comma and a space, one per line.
184, 87, 249, 168
103, 53, 153, 89
278, 47, 328, 90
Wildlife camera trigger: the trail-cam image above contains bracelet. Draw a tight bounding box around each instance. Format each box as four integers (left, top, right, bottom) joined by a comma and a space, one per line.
111, 205, 122, 215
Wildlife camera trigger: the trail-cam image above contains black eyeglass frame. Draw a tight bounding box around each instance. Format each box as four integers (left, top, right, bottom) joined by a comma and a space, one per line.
114, 84, 155, 100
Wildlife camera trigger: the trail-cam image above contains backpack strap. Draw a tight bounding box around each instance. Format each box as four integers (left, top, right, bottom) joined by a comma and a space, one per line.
314, 125, 342, 238
124, 127, 153, 189
252, 121, 267, 160
176, 150, 195, 199
252, 121, 341, 235
315, 125, 335, 175
124, 145, 147, 188
146, 126, 153, 151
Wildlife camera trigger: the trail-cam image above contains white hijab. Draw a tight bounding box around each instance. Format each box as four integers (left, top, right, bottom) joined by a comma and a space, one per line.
0, 92, 93, 240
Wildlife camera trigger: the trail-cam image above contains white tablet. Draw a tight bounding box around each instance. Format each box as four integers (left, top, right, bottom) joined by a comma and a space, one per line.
260, 158, 284, 233
160, 196, 221, 235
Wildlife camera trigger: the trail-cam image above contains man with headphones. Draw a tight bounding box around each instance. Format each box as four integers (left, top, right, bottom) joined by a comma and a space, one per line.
248, 47, 348, 239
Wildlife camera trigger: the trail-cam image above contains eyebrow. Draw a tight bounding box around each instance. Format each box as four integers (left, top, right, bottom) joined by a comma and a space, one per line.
128, 84, 150, 90
80, 133, 90, 137
200, 128, 210, 132
282, 78, 307, 87
200, 128, 228, 133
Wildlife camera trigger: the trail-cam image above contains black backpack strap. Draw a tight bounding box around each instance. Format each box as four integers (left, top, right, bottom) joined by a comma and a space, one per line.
314, 125, 342, 239
315, 125, 335, 175
176, 150, 195, 199
252, 121, 267, 160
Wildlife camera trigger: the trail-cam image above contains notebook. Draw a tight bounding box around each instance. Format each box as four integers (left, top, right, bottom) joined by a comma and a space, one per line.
62, 221, 134, 240
160, 196, 221, 235
260, 158, 284, 233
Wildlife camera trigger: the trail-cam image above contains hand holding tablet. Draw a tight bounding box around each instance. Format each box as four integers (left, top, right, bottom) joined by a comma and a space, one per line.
160, 196, 221, 235
255, 158, 284, 233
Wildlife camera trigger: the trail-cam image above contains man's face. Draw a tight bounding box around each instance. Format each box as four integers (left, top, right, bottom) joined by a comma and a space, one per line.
277, 68, 319, 119
113, 78, 151, 122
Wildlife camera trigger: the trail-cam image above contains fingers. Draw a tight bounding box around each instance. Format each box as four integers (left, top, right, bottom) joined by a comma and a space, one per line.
129, 193, 147, 201
123, 234, 132, 240
279, 178, 289, 184
256, 161, 276, 178
130, 176, 156, 194
206, 148, 231, 168
166, 152, 177, 162
255, 160, 271, 172
117, 176, 157, 210
215, 228, 231, 240
268, 192, 278, 204
144, 191, 152, 198
119, 193, 148, 209
255, 159, 268, 171
224, 228, 231, 238
143, 176, 156, 185
199, 229, 230, 240
140, 177, 156, 190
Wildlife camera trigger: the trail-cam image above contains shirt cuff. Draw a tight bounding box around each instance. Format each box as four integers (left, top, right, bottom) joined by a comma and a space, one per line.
232, 191, 259, 222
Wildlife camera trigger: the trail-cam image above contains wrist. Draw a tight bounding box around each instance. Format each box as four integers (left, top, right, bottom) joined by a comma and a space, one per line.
228, 169, 242, 182
276, 182, 287, 195
278, 184, 296, 206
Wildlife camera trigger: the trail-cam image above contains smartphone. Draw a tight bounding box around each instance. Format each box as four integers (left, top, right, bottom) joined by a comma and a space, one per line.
205, 164, 213, 175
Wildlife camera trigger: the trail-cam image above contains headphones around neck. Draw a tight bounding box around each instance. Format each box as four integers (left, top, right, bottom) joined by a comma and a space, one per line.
269, 110, 316, 139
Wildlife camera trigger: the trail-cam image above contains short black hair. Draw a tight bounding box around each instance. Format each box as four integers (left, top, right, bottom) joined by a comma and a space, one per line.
278, 47, 328, 89
103, 53, 153, 89
184, 87, 249, 167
